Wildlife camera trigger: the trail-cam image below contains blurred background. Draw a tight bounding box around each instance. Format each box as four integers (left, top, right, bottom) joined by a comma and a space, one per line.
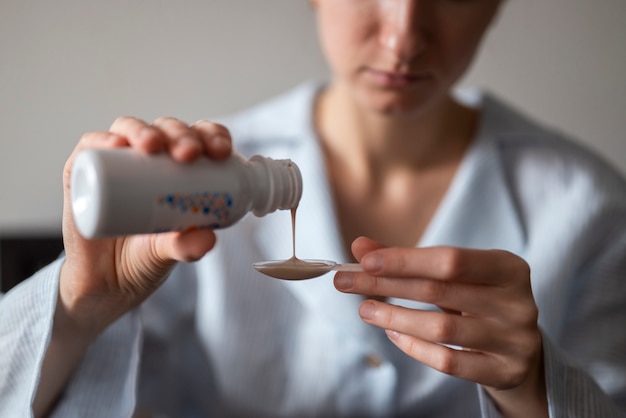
1, 0, 625, 286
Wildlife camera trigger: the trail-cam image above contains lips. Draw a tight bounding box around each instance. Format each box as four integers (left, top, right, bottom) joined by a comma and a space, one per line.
365, 68, 429, 88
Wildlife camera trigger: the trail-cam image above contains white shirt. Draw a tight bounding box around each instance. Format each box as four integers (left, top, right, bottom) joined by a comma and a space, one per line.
1, 82, 625, 417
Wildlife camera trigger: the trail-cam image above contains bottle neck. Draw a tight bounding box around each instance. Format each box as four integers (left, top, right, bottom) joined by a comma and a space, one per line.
249, 156, 302, 217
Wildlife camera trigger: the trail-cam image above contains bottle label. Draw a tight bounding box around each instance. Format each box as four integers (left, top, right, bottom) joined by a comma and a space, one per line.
153, 191, 233, 231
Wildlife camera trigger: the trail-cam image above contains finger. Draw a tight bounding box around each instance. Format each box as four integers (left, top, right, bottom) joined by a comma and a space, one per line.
152, 117, 204, 162
63, 132, 129, 190
153, 228, 218, 263
191, 120, 232, 160
358, 300, 511, 352
109, 116, 167, 153
334, 272, 506, 316
75, 131, 130, 151
384, 329, 531, 390
360, 246, 529, 286
351, 236, 387, 262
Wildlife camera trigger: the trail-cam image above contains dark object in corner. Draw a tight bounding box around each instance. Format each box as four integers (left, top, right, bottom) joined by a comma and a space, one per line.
0, 236, 64, 293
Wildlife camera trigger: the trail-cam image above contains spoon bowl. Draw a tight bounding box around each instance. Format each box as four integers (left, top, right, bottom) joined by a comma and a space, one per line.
253, 258, 362, 280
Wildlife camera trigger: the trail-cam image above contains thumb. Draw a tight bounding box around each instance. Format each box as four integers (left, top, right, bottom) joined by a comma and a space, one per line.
154, 228, 218, 263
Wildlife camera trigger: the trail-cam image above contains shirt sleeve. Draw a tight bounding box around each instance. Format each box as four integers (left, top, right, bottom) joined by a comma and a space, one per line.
477, 221, 626, 418
542, 218, 626, 417
542, 334, 626, 418
476, 331, 626, 418
0, 258, 61, 417
476, 385, 503, 418
0, 257, 143, 418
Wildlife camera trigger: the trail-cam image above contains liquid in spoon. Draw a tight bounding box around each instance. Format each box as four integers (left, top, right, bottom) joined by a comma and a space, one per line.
253, 207, 352, 280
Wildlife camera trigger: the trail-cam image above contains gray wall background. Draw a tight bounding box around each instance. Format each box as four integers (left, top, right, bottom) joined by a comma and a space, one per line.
1, 0, 625, 234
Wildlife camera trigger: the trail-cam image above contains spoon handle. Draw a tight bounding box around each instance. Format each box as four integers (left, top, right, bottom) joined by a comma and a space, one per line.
332, 263, 363, 272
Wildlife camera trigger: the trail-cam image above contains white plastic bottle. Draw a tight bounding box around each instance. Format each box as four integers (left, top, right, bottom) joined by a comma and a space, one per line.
70, 148, 303, 238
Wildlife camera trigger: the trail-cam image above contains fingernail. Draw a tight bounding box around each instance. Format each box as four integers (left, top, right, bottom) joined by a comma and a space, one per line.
139, 127, 156, 140
212, 135, 231, 151
105, 133, 123, 144
138, 127, 162, 152
385, 329, 400, 341
359, 301, 376, 320
362, 254, 383, 271
179, 136, 201, 150
334, 272, 355, 290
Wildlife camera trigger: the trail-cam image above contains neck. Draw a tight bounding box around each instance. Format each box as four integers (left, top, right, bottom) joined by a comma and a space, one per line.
315, 82, 477, 179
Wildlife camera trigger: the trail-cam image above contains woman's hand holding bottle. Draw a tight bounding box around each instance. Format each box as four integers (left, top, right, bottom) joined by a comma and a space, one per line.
34, 116, 233, 417
60, 116, 233, 337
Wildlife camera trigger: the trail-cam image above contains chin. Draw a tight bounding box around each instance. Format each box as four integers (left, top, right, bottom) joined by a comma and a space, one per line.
357, 89, 432, 117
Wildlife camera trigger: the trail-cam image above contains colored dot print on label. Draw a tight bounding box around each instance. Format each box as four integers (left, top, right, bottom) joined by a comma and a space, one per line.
157, 192, 233, 222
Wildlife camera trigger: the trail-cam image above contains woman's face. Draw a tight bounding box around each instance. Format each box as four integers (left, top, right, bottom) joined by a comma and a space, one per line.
313, 0, 502, 115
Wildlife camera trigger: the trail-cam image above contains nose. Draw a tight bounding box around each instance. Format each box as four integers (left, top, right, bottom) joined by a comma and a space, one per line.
378, 0, 426, 63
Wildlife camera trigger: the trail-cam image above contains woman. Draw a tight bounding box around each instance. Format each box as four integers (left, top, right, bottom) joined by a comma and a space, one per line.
1, 0, 625, 416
